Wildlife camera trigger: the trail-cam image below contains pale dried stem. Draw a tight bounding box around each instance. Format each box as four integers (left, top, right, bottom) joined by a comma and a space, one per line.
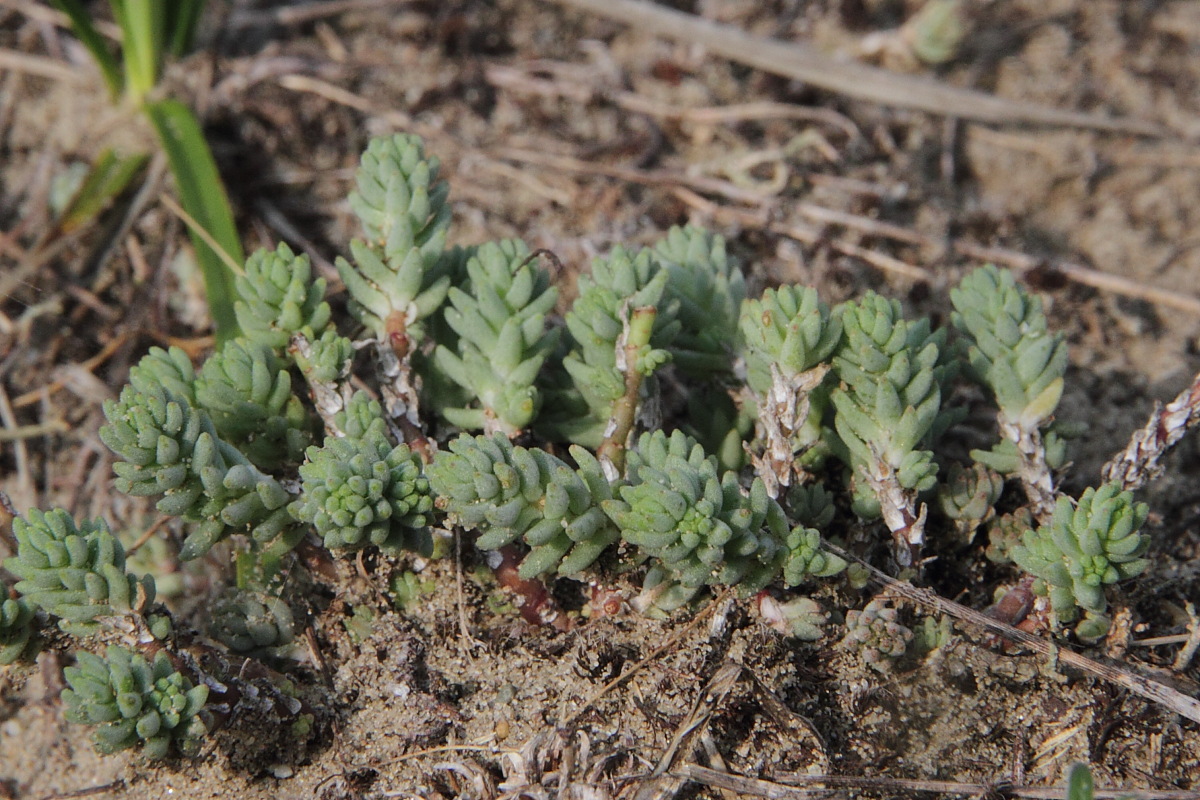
550, 0, 1161, 135
860, 445, 927, 569
997, 412, 1058, 523
751, 363, 829, 497
1102, 368, 1200, 491
680, 764, 1200, 800
289, 331, 352, 436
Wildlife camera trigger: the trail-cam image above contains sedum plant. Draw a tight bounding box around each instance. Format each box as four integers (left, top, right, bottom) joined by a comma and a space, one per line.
540, 245, 678, 454
950, 264, 1068, 519
655, 225, 745, 377
235, 243, 331, 351
1009, 483, 1149, 635
194, 339, 314, 470
63, 647, 209, 759
0, 597, 40, 665
430, 239, 560, 435
99, 382, 297, 560
740, 285, 842, 495
427, 433, 618, 579
829, 292, 955, 567
8, 132, 1191, 764
290, 423, 433, 555
6, 510, 154, 633
842, 597, 914, 671
209, 588, 296, 658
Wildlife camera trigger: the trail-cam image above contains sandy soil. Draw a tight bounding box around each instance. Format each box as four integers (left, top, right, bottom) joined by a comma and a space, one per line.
1, 1, 1199, 798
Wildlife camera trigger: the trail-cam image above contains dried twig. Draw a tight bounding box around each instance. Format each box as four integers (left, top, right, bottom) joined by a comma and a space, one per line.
633, 662, 743, 800
493, 146, 771, 206
548, 0, 1162, 136
1102, 369, 1200, 491
679, 765, 1200, 800
485, 62, 863, 141
0, 49, 79, 82
823, 543, 1200, 725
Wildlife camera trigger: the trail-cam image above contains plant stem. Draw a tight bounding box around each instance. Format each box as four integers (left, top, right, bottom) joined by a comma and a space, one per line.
598, 305, 657, 478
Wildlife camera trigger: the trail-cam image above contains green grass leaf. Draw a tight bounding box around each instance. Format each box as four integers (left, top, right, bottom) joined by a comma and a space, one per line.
50, 0, 123, 100
165, 0, 205, 58
110, 0, 165, 104
55, 149, 150, 235
145, 99, 242, 342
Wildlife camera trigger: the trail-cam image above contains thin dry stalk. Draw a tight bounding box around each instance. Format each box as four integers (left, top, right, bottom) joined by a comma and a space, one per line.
824, 543, 1200, 725
1102, 369, 1200, 490
680, 765, 1200, 800
549, 0, 1161, 136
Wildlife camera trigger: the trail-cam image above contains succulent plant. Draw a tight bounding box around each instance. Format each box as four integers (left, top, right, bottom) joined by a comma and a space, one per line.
427, 433, 618, 578
603, 430, 790, 604
784, 483, 836, 530
100, 383, 298, 560
290, 426, 433, 555
757, 593, 828, 641
540, 246, 679, 448
431, 239, 560, 435
1009, 483, 1149, 626
739, 285, 842, 493
127, 345, 196, 406
337, 133, 451, 341
63, 647, 209, 759
984, 506, 1036, 565
0, 597, 40, 664
209, 588, 296, 657
5, 509, 154, 632
830, 292, 955, 565
936, 462, 1005, 543
681, 385, 754, 472
843, 598, 913, 670
951, 265, 1068, 518
12, 132, 1196, 768
655, 225, 745, 377
235, 242, 331, 350
782, 526, 847, 586
194, 339, 313, 470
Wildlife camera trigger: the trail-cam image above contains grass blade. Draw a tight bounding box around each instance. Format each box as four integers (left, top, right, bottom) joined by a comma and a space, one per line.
55, 149, 150, 235
110, 0, 164, 104
145, 99, 242, 342
50, 0, 123, 99
165, 0, 205, 58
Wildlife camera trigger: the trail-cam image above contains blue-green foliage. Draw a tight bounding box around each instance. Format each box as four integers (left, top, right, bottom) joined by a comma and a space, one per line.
100, 380, 297, 560
0, 597, 40, 664
290, 423, 433, 555
337, 134, 452, 338
740, 285, 842, 393
603, 430, 788, 606
540, 246, 679, 447
209, 588, 295, 657
830, 293, 955, 516
431, 239, 560, 434
194, 339, 313, 469
655, 225, 744, 377
427, 433, 618, 578
950, 264, 1066, 430
5, 509, 154, 632
235, 243, 331, 350
1010, 483, 1149, 624
63, 646, 209, 759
